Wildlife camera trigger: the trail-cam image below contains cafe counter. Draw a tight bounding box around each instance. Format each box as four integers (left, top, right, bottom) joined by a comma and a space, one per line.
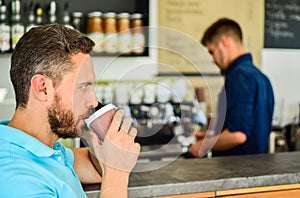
83, 151, 300, 197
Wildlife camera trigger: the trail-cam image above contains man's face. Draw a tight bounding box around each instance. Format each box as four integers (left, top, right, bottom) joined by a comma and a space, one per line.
48, 53, 97, 138
206, 39, 228, 72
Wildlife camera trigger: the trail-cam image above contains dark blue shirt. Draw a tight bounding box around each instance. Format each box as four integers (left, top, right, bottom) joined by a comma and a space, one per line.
213, 53, 274, 156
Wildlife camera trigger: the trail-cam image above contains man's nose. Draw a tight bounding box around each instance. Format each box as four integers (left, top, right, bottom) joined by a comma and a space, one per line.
86, 91, 98, 109
92, 92, 98, 108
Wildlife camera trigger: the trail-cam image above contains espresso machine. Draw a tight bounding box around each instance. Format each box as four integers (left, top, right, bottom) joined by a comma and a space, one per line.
129, 101, 205, 146
125, 82, 207, 147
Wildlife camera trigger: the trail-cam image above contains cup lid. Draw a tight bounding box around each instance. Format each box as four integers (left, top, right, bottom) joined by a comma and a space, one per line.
85, 103, 116, 128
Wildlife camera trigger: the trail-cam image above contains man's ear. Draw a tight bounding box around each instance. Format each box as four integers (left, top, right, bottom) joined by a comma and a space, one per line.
219, 36, 230, 47
31, 74, 50, 102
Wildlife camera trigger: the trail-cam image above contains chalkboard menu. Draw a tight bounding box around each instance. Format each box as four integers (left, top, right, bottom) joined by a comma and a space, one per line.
265, 0, 300, 49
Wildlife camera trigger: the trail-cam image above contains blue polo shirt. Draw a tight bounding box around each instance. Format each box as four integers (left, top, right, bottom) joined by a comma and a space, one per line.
0, 121, 87, 198
213, 54, 274, 156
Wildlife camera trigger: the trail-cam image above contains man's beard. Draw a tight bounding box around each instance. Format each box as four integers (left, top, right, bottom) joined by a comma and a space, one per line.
47, 94, 94, 139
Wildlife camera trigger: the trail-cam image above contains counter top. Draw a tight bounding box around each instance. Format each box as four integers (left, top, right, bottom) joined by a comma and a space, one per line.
84, 151, 300, 197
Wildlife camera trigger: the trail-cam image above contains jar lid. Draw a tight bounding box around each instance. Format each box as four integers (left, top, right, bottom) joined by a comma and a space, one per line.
117, 12, 130, 19
72, 11, 83, 18
130, 13, 143, 19
87, 11, 102, 18
103, 12, 116, 18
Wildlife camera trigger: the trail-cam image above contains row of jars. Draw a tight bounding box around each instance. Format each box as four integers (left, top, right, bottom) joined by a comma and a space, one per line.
86, 12, 145, 55
0, 3, 146, 56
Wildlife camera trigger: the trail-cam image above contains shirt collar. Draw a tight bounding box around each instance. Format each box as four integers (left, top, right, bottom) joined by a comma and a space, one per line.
223, 53, 253, 75
0, 121, 62, 157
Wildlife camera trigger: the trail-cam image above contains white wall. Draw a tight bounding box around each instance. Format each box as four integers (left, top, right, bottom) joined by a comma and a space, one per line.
0, 56, 15, 120
262, 49, 300, 126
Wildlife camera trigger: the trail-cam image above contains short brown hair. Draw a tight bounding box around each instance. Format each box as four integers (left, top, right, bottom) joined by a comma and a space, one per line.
10, 24, 95, 108
201, 18, 243, 46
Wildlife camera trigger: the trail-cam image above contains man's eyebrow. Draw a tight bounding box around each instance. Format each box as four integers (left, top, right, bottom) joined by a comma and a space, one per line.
78, 81, 94, 86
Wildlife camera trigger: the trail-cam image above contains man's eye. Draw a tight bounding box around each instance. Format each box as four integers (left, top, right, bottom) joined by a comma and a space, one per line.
80, 83, 95, 90
80, 84, 89, 89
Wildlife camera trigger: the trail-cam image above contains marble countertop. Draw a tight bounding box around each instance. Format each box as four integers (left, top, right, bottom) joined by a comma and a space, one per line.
84, 151, 300, 198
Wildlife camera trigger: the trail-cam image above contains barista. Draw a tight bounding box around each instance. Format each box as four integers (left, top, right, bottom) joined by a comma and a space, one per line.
189, 18, 274, 157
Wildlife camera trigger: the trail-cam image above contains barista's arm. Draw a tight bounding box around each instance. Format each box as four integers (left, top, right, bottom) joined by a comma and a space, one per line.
189, 129, 247, 157
210, 129, 247, 151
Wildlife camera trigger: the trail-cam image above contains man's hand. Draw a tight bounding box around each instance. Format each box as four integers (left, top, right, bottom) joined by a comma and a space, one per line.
82, 109, 140, 198
97, 109, 140, 173
188, 131, 205, 157
193, 131, 206, 141
82, 109, 140, 173
189, 139, 203, 157
189, 131, 218, 157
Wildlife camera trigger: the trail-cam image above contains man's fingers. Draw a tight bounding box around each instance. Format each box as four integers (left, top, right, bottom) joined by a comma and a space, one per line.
128, 127, 138, 141
120, 117, 132, 133
107, 109, 124, 137
194, 131, 206, 139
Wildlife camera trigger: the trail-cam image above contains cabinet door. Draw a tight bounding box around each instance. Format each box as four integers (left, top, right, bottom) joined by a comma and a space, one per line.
216, 184, 300, 198
154, 191, 215, 198
222, 189, 300, 198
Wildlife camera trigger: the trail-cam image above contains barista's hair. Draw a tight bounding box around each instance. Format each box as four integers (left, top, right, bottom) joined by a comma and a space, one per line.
10, 24, 95, 108
201, 18, 243, 46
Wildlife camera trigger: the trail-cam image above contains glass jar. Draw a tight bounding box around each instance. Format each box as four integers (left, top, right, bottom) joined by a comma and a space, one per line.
131, 13, 145, 55
103, 12, 118, 54
86, 11, 104, 53
117, 12, 131, 54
